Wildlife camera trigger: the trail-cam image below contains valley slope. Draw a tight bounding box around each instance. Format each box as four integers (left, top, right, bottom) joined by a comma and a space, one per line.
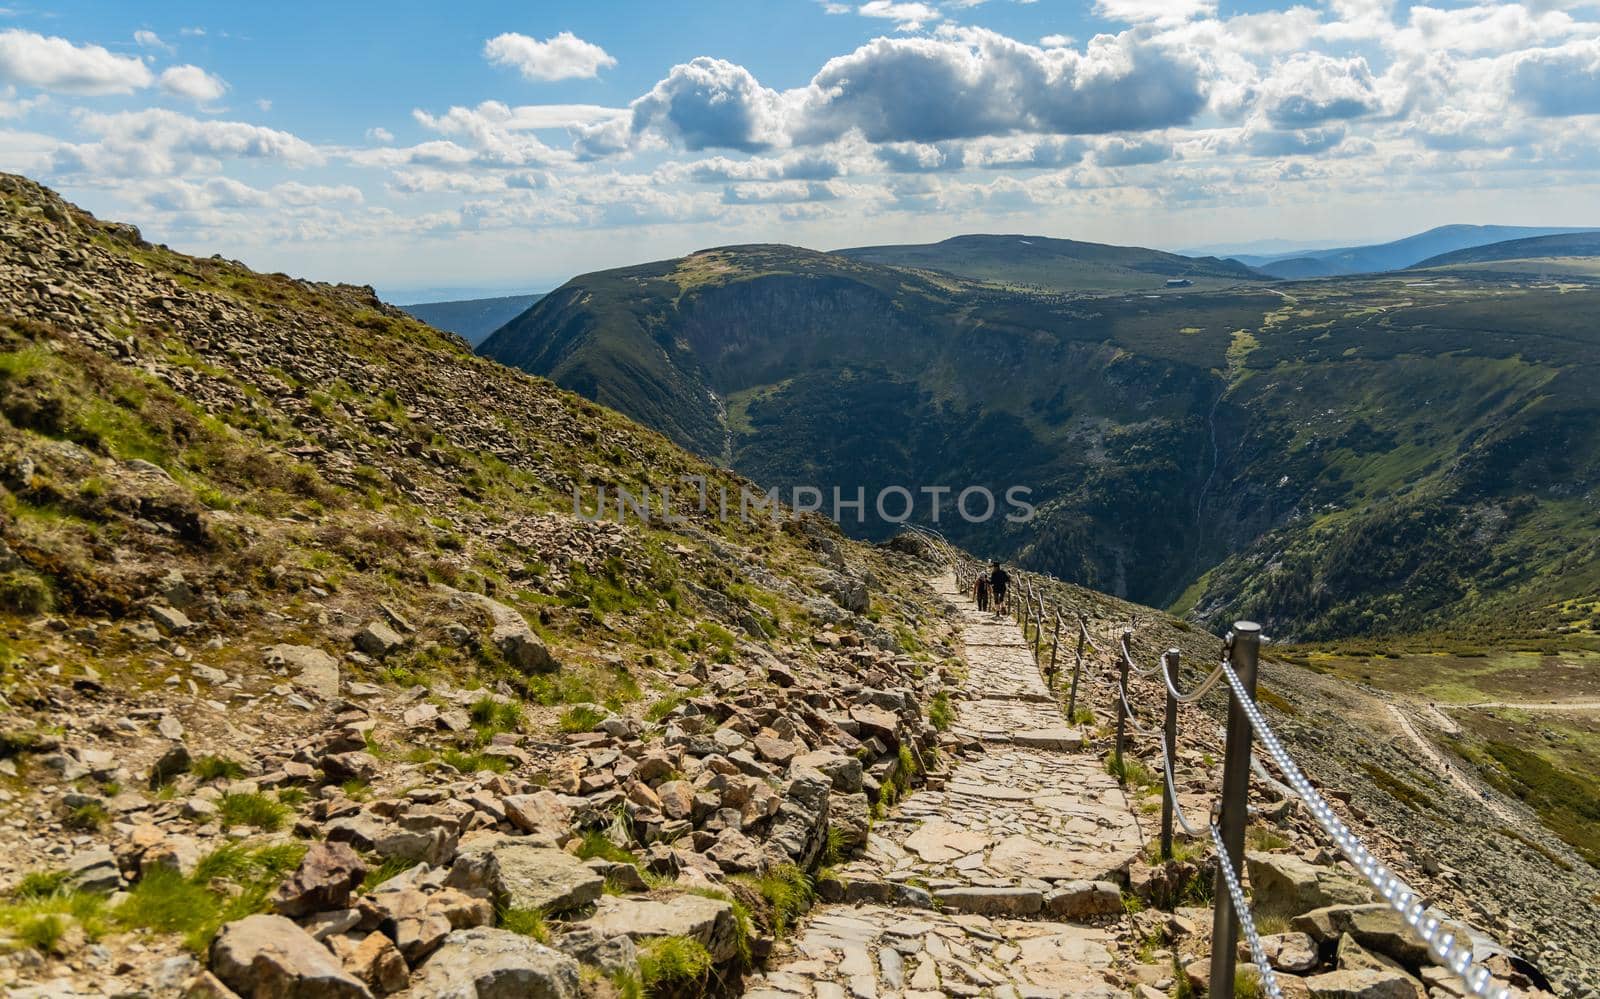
482, 243, 1600, 645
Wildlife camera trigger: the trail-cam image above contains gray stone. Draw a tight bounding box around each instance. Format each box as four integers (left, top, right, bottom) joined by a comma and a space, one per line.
1013, 727, 1085, 751
64, 846, 121, 894
1247, 852, 1372, 915
550, 926, 639, 977
932, 887, 1044, 916
447, 841, 602, 915
792, 749, 863, 793
273, 842, 367, 917
586, 893, 740, 962
829, 790, 871, 855
354, 621, 405, 658
405, 927, 579, 999
209, 914, 372, 999
265, 644, 341, 700
1043, 880, 1122, 919
446, 590, 557, 674
149, 742, 192, 788
150, 604, 195, 635
1305, 969, 1425, 999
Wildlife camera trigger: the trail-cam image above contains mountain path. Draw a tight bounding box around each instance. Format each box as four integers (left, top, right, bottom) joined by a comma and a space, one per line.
1385, 704, 1523, 828
742, 572, 1145, 999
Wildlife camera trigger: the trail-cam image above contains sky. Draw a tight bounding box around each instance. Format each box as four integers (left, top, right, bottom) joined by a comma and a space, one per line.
2, 1, 1599, 301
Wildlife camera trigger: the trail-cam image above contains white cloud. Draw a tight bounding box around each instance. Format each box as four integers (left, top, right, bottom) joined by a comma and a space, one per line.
1095, 0, 1215, 26
791, 29, 1207, 143
367, 126, 394, 143
0, 83, 44, 119
857, 1, 942, 31
0, 28, 153, 95
1039, 34, 1074, 48
134, 30, 172, 53
483, 31, 616, 82
159, 64, 228, 104
628, 57, 794, 152
255, 98, 271, 112
57, 108, 323, 177
1256, 53, 1382, 127
1510, 38, 1600, 115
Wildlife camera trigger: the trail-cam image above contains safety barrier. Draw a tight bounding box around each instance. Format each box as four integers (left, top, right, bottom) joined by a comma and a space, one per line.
939, 551, 1515, 999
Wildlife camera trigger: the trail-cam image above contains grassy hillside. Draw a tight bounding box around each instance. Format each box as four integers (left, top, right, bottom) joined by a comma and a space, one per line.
836, 233, 1267, 293
1413, 232, 1600, 269
483, 243, 1600, 646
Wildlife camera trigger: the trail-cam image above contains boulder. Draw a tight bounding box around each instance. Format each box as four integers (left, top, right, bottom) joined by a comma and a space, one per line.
586, 893, 740, 962
1261, 932, 1320, 973
354, 621, 405, 659
150, 743, 193, 788
764, 767, 831, 868
1293, 904, 1456, 968
1247, 852, 1372, 915
550, 926, 639, 977
210, 914, 372, 998
933, 887, 1044, 916
1305, 969, 1425, 999
828, 791, 871, 855
265, 645, 341, 700
274, 842, 368, 917
328, 933, 408, 995
446, 840, 602, 915
407, 927, 580, 999
791, 749, 863, 793
447, 590, 557, 674
1043, 880, 1122, 919
64, 846, 122, 894
500, 792, 570, 844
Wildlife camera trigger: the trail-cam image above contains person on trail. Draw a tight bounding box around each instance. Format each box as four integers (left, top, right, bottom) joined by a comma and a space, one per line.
975, 571, 990, 612
989, 561, 1009, 615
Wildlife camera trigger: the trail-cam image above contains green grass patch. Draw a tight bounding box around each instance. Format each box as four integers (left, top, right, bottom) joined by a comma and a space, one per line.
637, 935, 713, 991
217, 792, 291, 831
558, 704, 607, 733
438, 749, 511, 774
735, 864, 813, 937
927, 691, 954, 732
498, 905, 550, 943
189, 755, 246, 781
114, 842, 304, 953
645, 686, 700, 723
575, 830, 638, 865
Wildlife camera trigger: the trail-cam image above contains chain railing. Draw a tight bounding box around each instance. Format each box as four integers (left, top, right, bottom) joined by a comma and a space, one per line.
935, 548, 1516, 999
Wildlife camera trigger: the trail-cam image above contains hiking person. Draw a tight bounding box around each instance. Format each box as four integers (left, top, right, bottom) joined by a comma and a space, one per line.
975, 571, 990, 611
989, 561, 1009, 615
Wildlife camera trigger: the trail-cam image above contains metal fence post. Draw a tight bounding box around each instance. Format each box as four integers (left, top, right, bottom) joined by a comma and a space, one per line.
1160, 648, 1180, 862
1114, 628, 1132, 778
1210, 622, 1261, 999
1046, 612, 1061, 690
1032, 588, 1045, 661
1066, 615, 1087, 721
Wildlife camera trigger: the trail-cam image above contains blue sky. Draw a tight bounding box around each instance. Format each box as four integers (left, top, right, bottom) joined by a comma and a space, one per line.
3, 1, 1599, 300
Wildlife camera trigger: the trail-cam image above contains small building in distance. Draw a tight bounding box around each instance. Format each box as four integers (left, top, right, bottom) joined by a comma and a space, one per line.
1165, 277, 1193, 288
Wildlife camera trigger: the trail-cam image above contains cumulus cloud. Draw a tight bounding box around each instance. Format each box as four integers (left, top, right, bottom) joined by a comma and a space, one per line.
856, 2, 942, 30
159, 64, 228, 104
484, 31, 616, 82
791, 30, 1207, 143
1092, 135, 1172, 165
1510, 39, 1600, 115
629, 57, 793, 152
56, 108, 323, 176
0, 28, 153, 94
1257, 53, 1381, 127
1095, 0, 1215, 26
366, 126, 394, 143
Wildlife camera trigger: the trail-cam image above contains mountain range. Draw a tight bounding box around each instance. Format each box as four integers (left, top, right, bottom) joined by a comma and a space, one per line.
480, 229, 1600, 644
398, 293, 545, 346
1234, 224, 1599, 278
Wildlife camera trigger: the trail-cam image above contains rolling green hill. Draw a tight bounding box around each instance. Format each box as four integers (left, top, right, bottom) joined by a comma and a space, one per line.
1257, 224, 1598, 278
481, 246, 1600, 645
1412, 231, 1600, 269
836, 233, 1267, 293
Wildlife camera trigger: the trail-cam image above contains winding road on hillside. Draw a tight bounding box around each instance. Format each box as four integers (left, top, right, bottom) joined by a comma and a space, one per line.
1384, 704, 1523, 828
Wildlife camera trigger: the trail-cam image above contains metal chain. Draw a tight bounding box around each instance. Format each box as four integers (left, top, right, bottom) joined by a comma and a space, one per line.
1161, 732, 1208, 836
1211, 821, 1285, 999
1218, 662, 1512, 999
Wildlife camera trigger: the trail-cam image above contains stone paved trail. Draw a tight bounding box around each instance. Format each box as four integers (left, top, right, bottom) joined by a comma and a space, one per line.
744, 572, 1147, 998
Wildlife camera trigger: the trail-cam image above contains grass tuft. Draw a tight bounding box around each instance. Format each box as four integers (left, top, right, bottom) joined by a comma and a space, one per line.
217, 792, 291, 831
637, 935, 712, 990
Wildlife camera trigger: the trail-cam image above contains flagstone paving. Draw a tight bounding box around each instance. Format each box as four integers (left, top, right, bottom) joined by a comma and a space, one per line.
742, 572, 1148, 997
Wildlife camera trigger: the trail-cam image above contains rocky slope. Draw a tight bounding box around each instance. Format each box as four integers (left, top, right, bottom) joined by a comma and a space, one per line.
0, 173, 966, 997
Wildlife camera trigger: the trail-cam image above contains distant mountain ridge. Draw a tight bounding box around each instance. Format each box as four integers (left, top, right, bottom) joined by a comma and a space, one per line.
836, 233, 1269, 293
1251, 225, 1599, 278
480, 239, 1600, 646
399, 293, 544, 345
1413, 231, 1600, 268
